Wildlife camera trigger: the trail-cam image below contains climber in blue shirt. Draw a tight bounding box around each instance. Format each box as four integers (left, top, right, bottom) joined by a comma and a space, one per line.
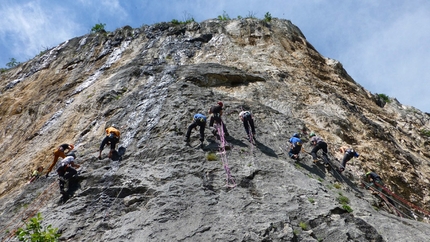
185, 113, 207, 143
288, 133, 303, 160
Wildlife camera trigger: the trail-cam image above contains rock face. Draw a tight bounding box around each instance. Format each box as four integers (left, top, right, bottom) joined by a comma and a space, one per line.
1, 18, 430, 241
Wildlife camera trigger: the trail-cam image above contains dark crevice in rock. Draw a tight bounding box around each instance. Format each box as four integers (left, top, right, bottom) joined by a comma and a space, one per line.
342, 214, 385, 242
187, 34, 213, 43
176, 63, 265, 87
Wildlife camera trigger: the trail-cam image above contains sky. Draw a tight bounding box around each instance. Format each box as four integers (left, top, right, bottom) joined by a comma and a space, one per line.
1, 0, 429, 113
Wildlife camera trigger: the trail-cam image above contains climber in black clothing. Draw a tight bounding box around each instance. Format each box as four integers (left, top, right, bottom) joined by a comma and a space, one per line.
338, 146, 359, 172
208, 101, 229, 136
309, 132, 330, 167
56, 153, 80, 194
239, 110, 256, 141
185, 113, 207, 143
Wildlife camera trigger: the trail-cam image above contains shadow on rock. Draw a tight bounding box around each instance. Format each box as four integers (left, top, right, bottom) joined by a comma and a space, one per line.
296, 160, 328, 180
225, 136, 248, 148
255, 140, 278, 158
111, 146, 127, 161
60, 176, 82, 204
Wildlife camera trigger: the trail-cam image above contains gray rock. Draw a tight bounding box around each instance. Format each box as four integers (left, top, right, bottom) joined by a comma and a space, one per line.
1, 18, 430, 242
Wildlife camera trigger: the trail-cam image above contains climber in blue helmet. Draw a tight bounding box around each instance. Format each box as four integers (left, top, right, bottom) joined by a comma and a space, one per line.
288, 133, 303, 160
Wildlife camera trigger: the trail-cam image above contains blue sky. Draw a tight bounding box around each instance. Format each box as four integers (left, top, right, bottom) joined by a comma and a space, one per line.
1, 0, 430, 113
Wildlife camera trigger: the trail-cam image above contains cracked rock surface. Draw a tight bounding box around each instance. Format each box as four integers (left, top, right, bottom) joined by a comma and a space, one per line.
1, 18, 430, 241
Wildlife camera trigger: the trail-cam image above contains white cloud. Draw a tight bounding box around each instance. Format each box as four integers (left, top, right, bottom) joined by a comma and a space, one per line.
340, 7, 430, 111
0, 0, 429, 112
0, 1, 80, 62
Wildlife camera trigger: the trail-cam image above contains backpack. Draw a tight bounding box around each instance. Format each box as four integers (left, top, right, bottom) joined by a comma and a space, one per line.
292, 141, 302, 153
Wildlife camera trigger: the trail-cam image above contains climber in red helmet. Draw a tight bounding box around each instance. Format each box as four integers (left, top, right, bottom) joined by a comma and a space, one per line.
208, 101, 229, 137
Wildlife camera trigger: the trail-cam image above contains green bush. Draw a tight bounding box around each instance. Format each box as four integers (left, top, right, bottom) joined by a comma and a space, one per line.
16, 213, 61, 242
264, 12, 272, 22
171, 19, 180, 25
377, 93, 391, 103
342, 204, 353, 213
420, 129, 430, 137
337, 194, 350, 204
170, 16, 194, 25
6, 58, 20, 68
299, 221, 308, 230
91, 23, 106, 33
218, 11, 230, 21
337, 193, 353, 213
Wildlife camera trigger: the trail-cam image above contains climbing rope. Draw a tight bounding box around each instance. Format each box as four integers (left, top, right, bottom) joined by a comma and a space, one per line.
374, 182, 430, 217
360, 179, 430, 221
215, 121, 236, 188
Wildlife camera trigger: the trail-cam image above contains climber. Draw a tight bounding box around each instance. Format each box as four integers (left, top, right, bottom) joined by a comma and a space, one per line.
364, 171, 384, 187
363, 171, 395, 206
288, 133, 302, 160
239, 110, 256, 142
208, 101, 229, 137
309, 132, 330, 167
98, 126, 121, 160
28, 166, 44, 184
338, 146, 359, 172
56, 153, 80, 194
46, 143, 75, 177
185, 113, 207, 143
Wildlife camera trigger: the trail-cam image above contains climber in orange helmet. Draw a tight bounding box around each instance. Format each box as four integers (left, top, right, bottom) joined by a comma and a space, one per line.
98, 126, 121, 160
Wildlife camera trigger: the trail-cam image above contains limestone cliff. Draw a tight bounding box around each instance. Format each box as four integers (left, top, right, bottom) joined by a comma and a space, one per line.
1, 18, 430, 241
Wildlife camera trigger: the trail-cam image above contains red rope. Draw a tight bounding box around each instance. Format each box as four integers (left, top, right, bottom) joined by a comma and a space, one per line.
375, 182, 430, 217
367, 185, 403, 217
